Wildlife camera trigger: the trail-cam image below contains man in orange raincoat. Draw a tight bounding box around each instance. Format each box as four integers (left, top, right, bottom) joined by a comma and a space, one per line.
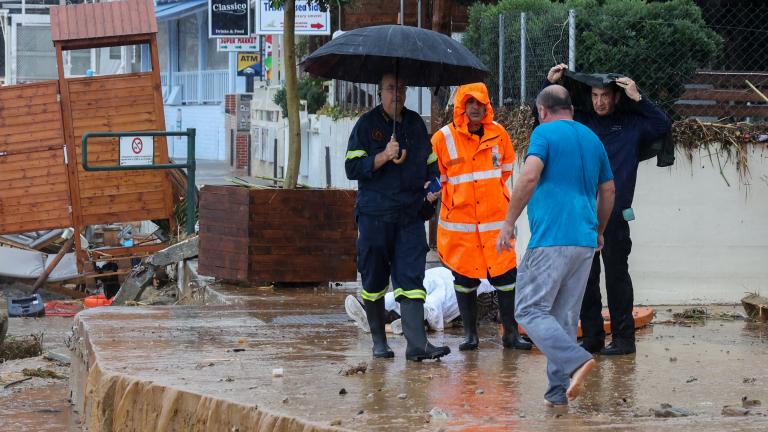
431, 83, 532, 351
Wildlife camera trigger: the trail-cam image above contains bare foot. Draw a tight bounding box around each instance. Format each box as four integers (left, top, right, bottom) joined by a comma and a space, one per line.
566, 358, 596, 401
543, 399, 568, 408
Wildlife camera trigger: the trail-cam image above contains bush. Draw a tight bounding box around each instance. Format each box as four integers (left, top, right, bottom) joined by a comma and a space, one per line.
464, 0, 722, 112
274, 76, 328, 117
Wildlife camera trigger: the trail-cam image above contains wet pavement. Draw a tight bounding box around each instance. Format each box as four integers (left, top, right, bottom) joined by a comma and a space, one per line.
0, 315, 77, 431
68, 285, 768, 431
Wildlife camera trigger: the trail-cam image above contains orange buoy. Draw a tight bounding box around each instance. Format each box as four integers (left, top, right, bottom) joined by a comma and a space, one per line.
509, 307, 656, 337
83, 294, 112, 308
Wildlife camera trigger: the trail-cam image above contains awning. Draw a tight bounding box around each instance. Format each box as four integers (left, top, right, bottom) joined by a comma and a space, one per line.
155, 0, 207, 22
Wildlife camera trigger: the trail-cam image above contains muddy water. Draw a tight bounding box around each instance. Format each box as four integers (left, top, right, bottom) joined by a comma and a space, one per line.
0, 383, 78, 431
71, 288, 768, 431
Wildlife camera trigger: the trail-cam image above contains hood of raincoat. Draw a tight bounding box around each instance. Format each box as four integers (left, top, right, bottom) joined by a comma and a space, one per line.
453, 82, 494, 132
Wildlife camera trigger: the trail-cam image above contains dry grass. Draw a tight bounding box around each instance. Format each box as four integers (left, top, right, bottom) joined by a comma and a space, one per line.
437, 105, 767, 187
672, 119, 767, 187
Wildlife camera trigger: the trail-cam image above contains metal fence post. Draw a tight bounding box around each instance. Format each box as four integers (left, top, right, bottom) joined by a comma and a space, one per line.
568, 9, 576, 71
520, 12, 527, 103
186, 128, 196, 234
498, 14, 504, 107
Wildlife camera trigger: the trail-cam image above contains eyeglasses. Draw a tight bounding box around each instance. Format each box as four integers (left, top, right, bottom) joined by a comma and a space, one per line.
381, 85, 408, 93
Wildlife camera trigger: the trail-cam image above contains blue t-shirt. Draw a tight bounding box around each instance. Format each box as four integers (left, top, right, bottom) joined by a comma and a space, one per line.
526, 120, 613, 248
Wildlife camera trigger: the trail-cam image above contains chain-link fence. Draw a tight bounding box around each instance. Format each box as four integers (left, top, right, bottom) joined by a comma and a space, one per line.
465, 1, 768, 123
15, 24, 57, 83
469, 9, 571, 107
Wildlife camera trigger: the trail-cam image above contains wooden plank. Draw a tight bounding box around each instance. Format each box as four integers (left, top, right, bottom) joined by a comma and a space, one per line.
0, 143, 65, 157
0, 208, 71, 225
82, 207, 168, 226
0, 191, 70, 207
0, 97, 60, 112
74, 102, 157, 119
147, 36, 175, 234
0, 121, 66, 137
0, 182, 69, 199
0, 103, 61, 119
200, 238, 249, 255
679, 88, 768, 103
0, 83, 57, 101
0, 199, 70, 215
77, 173, 165, 190
197, 263, 246, 281
0, 166, 68, 182
72, 112, 156, 129
199, 252, 249, 269
0, 111, 64, 129
68, 74, 153, 93
0, 151, 63, 171
81, 191, 162, 207
674, 103, 768, 118
56, 46, 86, 274
69, 95, 156, 112
691, 72, 768, 87
76, 171, 163, 186
198, 224, 249, 238
0, 220, 72, 236
78, 183, 167, 199
67, 86, 154, 103
80, 198, 166, 216
0, 129, 64, 146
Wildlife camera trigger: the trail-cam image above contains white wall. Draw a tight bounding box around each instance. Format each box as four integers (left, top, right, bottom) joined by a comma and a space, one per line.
513, 146, 768, 305
303, 115, 768, 304
304, 114, 358, 189
163, 105, 226, 160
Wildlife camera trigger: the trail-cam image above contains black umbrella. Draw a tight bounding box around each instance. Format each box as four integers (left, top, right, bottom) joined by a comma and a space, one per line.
300, 25, 489, 86
301, 25, 488, 163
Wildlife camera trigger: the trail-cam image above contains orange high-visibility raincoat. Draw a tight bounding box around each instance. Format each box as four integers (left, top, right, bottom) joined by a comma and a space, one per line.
431, 83, 516, 279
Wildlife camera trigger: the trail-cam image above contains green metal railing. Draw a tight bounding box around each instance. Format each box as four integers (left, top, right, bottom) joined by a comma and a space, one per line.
81, 128, 197, 235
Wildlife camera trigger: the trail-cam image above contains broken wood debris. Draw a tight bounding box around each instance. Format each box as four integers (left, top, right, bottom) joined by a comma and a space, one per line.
110, 235, 199, 305
741, 294, 768, 322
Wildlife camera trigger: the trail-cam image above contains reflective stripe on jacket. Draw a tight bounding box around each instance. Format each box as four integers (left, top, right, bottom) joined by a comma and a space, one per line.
431, 83, 517, 278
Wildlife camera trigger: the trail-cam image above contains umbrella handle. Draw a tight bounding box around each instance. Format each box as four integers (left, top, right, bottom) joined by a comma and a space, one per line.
392, 149, 407, 164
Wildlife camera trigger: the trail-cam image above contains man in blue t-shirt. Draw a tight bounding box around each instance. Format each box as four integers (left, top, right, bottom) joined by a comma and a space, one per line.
497, 85, 615, 406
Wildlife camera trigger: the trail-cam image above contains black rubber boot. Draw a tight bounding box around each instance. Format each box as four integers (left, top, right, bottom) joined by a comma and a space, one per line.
363, 299, 394, 358
455, 290, 479, 351
400, 298, 450, 362
498, 290, 533, 350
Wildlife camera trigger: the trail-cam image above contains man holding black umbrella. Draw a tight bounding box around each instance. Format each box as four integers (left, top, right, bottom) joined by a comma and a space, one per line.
345, 73, 450, 362
546, 64, 672, 356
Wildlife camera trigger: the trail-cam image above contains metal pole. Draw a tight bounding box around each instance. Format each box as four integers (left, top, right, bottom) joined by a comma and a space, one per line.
568, 9, 576, 71
498, 14, 504, 107
417, 0, 422, 114
186, 128, 196, 234
520, 12, 527, 103
400, 0, 404, 25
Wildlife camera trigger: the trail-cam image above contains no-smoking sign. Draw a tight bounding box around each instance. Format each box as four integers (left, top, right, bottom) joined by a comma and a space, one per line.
120, 135, 154, 166
131, 137, 143, 154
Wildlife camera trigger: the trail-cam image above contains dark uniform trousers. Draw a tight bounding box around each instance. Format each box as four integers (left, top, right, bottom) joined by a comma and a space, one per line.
357, 213, 428, 303
580, 215, 635, 344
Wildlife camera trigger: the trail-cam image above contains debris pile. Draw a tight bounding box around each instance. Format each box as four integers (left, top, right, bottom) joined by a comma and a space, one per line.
0, 333, 43, 362
437, 105, 768, 186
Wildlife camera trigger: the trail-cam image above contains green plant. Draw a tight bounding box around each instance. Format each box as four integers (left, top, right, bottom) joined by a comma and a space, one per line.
316, 104, 362, 120
463, 0, 722, 112
273, 76, 328, 117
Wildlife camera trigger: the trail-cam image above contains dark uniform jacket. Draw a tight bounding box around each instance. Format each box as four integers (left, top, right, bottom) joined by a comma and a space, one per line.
345, 105, 438, 222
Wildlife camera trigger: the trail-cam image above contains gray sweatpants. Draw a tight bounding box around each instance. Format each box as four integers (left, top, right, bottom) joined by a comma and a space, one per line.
515, 246, 595, 405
